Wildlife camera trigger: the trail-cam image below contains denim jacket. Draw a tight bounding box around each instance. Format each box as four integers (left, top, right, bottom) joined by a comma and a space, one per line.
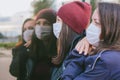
61, 49, 120, 80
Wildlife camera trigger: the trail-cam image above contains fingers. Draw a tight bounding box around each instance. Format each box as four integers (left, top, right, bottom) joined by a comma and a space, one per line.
75, 37, 90, 55
24, 40, 31, 47
78, 41, 85, 54
84, 43, 89, 55
24, 43, 28, 47
88, 47, 92, 53
75, 37, 85, 54
75, 41, 82, 53
84, 37, 90, 55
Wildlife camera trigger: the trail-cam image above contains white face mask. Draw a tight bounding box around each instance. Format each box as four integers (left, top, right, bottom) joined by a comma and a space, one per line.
35, 25, 52, 39
53, 22, 62, 38
86, 23, 101, 47
23, 30, 33, 42
35, 25, 41, 39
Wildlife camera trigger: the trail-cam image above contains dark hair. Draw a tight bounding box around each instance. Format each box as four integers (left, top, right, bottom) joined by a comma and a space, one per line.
30, 9, 57, 62
15, 18, 34, 47
30, 29, 57, 62
94, 2, 120, 54
35, 8, 56, 25
52, 23, 78, 65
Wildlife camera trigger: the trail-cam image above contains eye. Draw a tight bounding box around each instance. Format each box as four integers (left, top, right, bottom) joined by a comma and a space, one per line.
28, 27, 34, 30
36, 21, 40, 25
93, 19, 100, 26
44, 21, 50, 26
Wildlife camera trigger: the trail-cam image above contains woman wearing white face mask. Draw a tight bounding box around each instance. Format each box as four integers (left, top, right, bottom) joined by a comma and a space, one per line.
61, 2, 120, 80
51, 1, 91, 80
9, 18, 35, 80
28, 8, 57, 80
75, 9, 101, 55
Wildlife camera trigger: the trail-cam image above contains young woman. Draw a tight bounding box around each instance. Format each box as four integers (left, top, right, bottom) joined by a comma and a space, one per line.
61, 2, 120, 80
51, 1, 91, 80
9, 18, 35, 80
28, 8, 57, 80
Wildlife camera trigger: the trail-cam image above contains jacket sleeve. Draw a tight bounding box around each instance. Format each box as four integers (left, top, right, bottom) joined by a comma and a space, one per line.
61, 49, 86, 80
9, 47, 28, 77
9, 48, 20, 77
73, 58, 110, 80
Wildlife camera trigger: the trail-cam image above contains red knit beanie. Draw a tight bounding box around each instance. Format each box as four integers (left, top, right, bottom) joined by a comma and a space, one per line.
57, 1, 91, 34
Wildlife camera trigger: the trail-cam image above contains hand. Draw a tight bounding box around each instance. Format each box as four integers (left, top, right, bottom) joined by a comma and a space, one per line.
75, 37, 92, 55
24, 40, 31, 47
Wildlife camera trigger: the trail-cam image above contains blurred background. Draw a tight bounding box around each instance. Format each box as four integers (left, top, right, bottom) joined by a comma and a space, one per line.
0, 0, 119, 80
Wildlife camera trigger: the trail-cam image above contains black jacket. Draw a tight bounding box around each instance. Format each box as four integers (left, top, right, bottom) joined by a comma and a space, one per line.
9, 45, 29, 80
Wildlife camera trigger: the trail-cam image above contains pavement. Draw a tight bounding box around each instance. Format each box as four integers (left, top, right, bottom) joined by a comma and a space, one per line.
0, 48, 16, 80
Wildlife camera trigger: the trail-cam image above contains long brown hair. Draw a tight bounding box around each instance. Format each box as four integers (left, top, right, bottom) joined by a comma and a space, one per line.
94, 2, 120, 54
15, 18, 34, 47
52, 23, 78, 65
29, 9, 57, 61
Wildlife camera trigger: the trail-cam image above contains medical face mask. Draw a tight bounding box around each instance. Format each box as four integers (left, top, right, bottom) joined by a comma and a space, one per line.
35, 25, 52, 39
86, 23, 101, 47
23, 30, 33, 42
53, 22, 62, 38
